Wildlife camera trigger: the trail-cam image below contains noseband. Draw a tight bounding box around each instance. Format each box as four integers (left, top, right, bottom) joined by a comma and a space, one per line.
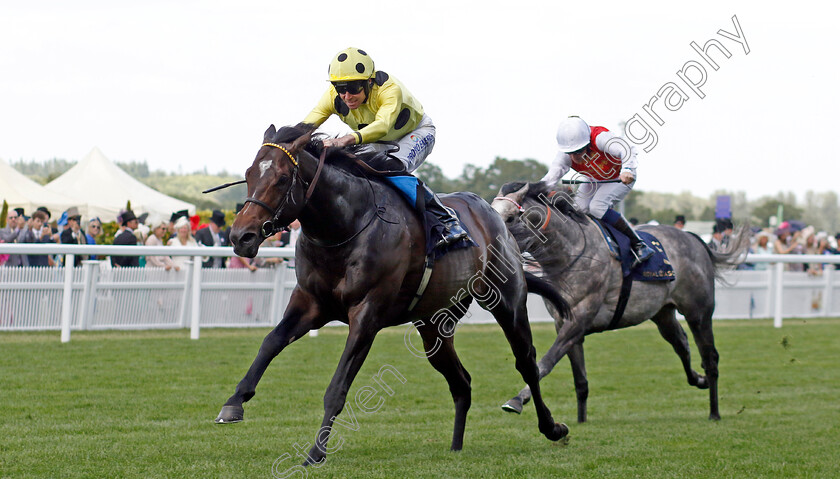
245, 142, 326, 238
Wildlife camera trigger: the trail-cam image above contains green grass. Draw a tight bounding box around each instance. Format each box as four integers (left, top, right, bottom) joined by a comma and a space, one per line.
2, 319, 839, 478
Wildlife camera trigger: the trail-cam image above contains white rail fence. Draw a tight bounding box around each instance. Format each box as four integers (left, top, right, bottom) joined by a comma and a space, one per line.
0, 245, 838, 342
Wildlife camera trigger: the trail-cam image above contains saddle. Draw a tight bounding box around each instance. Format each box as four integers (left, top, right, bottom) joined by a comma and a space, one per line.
352, 151, 475, 311
591, 217, 675, 329
590, 216, 675, 281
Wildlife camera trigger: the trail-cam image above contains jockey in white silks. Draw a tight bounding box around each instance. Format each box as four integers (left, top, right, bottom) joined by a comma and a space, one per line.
541, 116, 654, 265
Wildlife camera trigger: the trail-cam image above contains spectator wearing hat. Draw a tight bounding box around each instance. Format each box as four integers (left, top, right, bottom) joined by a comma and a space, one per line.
167, 216, 198, 270
168, 210, 189, 235
708, 223, 725, 252
85, 217, 103, 260
774, 223, 804, 272
145, 216, 178, 271
752, 232, 773, 271
36, 206, 60, 243
60, 207, 86, 266
674, 215, 686, 230
112, 210, 140, 267
19, 210, 55, 267
1, 208, 27, 267
195, 210, 229, 268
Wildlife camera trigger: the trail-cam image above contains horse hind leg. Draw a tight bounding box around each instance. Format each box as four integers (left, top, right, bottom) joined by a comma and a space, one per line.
414, 318, 472, 451
651, 305, 709, 390
682, 308, 721, 421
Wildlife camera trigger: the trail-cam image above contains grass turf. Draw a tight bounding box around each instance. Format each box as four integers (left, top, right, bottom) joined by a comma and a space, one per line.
2, 319, 838, 478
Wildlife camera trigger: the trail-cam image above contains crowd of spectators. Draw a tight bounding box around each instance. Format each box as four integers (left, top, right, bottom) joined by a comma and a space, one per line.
0, 204, 300, 270
702, 216, 840, 274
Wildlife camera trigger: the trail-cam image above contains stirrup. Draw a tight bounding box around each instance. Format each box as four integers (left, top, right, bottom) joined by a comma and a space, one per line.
632, 244, 655, 266
435, 231, 469, 249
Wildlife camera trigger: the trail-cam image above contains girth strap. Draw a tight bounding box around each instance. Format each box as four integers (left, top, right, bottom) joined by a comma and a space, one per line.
607, 266, 633, 330
408, 254, 435, 311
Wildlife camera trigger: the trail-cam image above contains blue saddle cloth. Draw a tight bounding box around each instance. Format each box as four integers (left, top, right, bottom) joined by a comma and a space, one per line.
384, 175, 476, 259
597, 222, 675, 281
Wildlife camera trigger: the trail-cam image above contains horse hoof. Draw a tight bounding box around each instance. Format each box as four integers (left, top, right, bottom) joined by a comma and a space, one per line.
696, 376, 710, 390
215, 405, 244, 424
546, 422, 569, 441
501, 397, 523, 414
709, 412, 721, 421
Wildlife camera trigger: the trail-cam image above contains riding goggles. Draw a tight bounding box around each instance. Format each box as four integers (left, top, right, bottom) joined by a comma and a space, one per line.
333, 81, 366, 95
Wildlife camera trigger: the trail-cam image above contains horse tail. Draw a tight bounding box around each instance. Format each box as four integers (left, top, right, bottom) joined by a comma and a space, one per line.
524, 271, 572, 321
686, 225, 751, 282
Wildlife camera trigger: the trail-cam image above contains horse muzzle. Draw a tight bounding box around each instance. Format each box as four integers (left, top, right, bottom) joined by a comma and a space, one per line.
230, 228, 261, 258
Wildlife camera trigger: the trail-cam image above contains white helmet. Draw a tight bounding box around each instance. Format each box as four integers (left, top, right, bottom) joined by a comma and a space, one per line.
556, 116, 591, 153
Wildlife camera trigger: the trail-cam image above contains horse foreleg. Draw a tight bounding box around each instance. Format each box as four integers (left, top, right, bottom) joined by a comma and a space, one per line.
304, 315, 379, 466
415, 319, 472, 451
216, 288, 325, 424
567, 342, 589, 423
502, 320, 584, 414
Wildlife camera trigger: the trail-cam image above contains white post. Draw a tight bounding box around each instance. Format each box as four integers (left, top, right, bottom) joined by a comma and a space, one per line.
774, 262, 784, 328
77, 260, 100, 331
823, 267, 833, 317
269, 265, 286, 326
60, 256, 75, 343
178, 260, 193, 329
764, 267, 774, 321
190, 255, 202, 339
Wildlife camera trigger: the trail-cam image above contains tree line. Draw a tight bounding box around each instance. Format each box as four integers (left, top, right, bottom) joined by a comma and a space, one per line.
10, 158, 840, 233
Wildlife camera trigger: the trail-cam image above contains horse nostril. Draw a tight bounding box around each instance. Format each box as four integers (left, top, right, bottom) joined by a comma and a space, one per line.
239, 232, 258, 248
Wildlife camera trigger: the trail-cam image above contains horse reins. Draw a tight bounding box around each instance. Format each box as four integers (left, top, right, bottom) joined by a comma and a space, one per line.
246, 142, 382, 247
202, 139, 388, 245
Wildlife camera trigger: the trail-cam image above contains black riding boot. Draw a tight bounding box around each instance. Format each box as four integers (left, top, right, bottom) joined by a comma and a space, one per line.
609, 213, 655, 266
421, 184, 469, 249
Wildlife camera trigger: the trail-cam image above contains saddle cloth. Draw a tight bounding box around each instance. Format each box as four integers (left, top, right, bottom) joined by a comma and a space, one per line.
384, 175, 475, 259
595, 220, 675, 282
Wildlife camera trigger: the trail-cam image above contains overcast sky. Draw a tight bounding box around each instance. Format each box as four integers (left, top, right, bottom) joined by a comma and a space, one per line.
2, 0, 836, 200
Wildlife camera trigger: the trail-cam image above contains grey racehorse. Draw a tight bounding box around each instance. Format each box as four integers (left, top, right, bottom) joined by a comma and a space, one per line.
491, 182, 749, 422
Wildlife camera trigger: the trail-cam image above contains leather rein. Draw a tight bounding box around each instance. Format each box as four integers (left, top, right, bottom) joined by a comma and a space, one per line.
202, 140, 391, 245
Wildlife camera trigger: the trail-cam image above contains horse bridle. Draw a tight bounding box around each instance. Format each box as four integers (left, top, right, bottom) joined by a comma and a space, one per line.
241, 143, 327, 238
202, 139, 383, 245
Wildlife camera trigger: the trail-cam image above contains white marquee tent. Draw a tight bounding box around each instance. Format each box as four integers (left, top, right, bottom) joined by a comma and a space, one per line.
0, 158, 86, 217
45, 147, 195, 221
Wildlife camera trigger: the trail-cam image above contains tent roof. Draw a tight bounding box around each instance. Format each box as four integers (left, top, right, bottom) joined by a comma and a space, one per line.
0, 158, 86, 217
45, 147, 195, 222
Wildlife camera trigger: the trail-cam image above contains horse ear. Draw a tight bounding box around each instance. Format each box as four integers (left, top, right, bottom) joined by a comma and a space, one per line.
289, 131, 312, 153
511, 183, 529, 203
264, 125, 277, 143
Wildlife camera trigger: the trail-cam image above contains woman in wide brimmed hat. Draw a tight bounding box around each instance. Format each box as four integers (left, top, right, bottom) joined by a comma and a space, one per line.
167, 216, 197, 269
146, 215, 178, 271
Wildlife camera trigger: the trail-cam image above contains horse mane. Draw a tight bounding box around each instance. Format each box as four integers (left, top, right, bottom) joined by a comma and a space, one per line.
271, 123, 379, 176
501, 181, 586, 223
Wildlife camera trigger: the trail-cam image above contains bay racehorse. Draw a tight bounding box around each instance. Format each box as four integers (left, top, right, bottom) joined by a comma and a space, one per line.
214, 125, 572, 465
491, 182, 749, 422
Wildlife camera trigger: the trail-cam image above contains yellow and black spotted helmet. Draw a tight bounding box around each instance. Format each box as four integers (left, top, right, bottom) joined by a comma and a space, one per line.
328, 47, 375, 82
